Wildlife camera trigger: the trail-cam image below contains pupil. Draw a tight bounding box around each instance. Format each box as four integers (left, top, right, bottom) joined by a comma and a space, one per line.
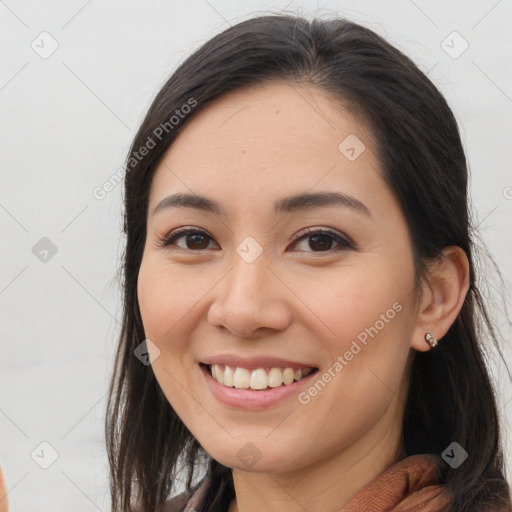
188, 234, 209, 249
310, 234, 332, 251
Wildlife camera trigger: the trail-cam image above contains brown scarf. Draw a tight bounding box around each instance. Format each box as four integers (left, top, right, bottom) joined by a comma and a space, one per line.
342, 453, 451, 511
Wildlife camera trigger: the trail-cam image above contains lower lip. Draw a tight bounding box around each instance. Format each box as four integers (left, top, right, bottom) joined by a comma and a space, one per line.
200, 364, 318, 410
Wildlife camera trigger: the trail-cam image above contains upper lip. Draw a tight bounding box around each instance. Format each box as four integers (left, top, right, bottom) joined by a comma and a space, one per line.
200, 354, 318, 370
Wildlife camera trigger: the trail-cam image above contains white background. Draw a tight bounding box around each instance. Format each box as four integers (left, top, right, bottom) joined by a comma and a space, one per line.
1, 0, 511, 510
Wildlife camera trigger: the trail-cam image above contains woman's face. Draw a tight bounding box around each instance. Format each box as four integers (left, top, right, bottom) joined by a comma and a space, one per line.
137, 82, 423, 472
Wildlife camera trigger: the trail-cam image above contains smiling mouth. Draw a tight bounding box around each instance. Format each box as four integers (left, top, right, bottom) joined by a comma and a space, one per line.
201, 363, 319, 391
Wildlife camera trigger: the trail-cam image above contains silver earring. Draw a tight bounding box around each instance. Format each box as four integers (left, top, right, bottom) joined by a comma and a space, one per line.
425, 332, 438, 348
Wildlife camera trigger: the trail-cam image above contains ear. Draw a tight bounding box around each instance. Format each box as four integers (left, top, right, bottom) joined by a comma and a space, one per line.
410, 246, 470, 352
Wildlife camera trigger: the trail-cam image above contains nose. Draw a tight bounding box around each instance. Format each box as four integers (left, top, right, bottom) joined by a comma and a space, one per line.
207, 253, 292, 338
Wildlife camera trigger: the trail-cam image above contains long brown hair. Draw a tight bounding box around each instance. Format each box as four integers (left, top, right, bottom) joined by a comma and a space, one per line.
106, 14, 512, 512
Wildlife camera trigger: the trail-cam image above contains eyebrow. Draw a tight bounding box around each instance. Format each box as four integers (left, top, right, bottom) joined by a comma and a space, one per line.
152, 191, 371, 217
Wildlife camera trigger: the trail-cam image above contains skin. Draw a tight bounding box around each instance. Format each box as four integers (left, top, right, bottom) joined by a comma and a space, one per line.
137, 81, 469, 512
0, 465, 7, 512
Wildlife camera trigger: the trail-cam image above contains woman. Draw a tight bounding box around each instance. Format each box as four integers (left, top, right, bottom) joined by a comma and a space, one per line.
105, 14, 512, 512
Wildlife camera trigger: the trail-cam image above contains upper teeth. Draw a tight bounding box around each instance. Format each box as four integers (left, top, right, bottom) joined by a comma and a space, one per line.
210, 364, 313, 390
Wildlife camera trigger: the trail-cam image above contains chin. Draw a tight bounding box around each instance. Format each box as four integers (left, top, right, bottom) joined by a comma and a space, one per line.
198, 436, 305, 473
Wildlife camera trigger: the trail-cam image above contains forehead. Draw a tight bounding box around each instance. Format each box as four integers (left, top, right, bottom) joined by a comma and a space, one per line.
149, 81, 384, 211
168, 81, 376, 156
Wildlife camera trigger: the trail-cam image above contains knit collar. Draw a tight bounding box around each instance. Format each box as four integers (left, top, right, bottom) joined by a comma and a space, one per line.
342, 453, 451, 511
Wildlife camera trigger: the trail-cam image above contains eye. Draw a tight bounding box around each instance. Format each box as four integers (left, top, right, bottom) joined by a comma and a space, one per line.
157, 228, 218, 251
157, 226, 354, 254
289, 228, 354, 253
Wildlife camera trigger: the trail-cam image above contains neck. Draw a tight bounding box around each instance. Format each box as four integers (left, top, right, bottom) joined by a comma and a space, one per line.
228, 405, 406, 512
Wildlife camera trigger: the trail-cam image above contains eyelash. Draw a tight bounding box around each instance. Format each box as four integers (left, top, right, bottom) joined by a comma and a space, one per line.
156, 226, 355, 254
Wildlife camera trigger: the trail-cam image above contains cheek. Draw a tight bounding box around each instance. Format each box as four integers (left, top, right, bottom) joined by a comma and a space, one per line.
293, 260, 412, 352
287, 270, 413, 461
290, 259, 415, 422
137, 259, 205, 416
137, 258, 204, 344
